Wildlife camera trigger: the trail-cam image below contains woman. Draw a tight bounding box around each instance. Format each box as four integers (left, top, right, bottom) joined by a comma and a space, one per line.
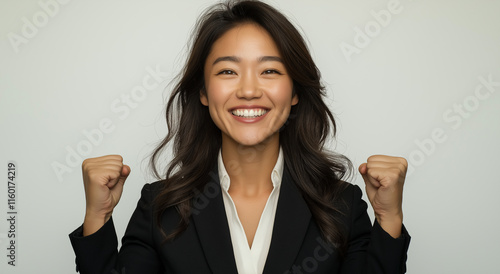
69, 1, 410, 273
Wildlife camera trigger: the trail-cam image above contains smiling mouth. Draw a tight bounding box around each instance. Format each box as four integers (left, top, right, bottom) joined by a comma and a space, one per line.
231, 108, 268, 118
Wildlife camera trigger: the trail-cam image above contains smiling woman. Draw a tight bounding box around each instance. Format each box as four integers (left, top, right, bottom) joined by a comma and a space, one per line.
201, 23, 297, 147
69, 1, 410, 273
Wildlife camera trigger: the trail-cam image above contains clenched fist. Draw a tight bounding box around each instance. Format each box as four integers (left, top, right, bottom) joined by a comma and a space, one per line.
358, 155, 408, 238
81, 155, 130, 236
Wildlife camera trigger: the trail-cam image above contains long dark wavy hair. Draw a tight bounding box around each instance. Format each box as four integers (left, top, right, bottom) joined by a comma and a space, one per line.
150, 0, 353, 253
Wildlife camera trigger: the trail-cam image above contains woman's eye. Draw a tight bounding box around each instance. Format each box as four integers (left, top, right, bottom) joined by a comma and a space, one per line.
262, 69, 282, 75
216, 70, 236, 75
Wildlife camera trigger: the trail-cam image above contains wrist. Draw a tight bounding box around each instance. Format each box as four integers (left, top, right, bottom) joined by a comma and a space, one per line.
85, 205, 113, 221
376, 211, 403, 224
83, 210, 112, 236
376, 212, 403, 239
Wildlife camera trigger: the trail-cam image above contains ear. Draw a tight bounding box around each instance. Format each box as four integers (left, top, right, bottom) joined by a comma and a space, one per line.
200, 89, 209, 106
291, 93, 299, 106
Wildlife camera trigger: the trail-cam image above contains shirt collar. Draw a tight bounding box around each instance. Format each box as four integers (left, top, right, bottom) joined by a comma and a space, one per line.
218, 147, 284, 192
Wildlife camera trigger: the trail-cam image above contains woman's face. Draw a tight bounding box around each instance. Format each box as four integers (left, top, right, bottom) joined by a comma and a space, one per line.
201, 23, 298, 147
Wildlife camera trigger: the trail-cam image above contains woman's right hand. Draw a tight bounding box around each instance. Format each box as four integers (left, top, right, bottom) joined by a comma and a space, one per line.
81, 155, 130, 236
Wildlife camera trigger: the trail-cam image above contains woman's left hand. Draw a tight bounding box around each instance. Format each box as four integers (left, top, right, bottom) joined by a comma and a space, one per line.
358, 155, 408, 238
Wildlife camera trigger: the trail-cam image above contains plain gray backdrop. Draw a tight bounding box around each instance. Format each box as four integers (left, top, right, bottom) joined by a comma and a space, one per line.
1, 0, 499, 273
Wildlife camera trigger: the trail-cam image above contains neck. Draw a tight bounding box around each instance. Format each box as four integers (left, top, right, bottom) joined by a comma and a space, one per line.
221, 133, 280, 196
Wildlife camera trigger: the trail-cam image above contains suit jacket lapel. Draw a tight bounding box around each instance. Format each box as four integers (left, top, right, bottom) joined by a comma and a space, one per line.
263, 166, 312, 274
191, 168, 239, 274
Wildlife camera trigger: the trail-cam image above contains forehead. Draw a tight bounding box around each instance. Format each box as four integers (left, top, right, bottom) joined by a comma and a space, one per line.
207, 23, 281, 60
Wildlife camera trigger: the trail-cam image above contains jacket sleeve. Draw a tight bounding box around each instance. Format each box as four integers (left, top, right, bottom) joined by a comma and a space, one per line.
340, 185, 411, 274
68, 183, 162, 274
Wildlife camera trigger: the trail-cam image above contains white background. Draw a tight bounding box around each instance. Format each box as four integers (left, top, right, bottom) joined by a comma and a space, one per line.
1, 0, 499, 273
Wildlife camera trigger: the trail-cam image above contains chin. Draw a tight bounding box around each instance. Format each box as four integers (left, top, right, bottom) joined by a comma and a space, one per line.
235, 137, 265, 147
222, 128, 279, 148
237, 133, 277, 148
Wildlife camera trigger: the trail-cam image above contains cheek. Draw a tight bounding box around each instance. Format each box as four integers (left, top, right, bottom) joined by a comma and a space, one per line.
271, 82, 295, 109
206, 83, 229, 109
205, 83, 231, 125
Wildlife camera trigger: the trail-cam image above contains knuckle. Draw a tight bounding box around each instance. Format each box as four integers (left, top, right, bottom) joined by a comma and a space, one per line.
110, 155, 123, 162
398, 157, 408, 167
399, 163, 408, 173
82, 158, 90, 168
86, 168, 97, 178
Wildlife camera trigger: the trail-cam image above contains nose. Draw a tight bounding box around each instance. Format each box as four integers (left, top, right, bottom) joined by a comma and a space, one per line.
235, 72, 262, 100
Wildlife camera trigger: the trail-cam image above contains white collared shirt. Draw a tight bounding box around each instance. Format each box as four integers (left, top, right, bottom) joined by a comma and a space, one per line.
217, 147, 284, 274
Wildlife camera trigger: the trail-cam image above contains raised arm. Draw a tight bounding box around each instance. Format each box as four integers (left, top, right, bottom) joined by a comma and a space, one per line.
358, 155, 408, 238
81, 155, 130, 236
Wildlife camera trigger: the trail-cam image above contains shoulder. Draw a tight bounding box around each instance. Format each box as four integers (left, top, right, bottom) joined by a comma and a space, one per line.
131, 180, 167, 209
334, 181, 369, 224
337, 181, 364, 204
140, 180, 165, 197
134, 180, 184, 232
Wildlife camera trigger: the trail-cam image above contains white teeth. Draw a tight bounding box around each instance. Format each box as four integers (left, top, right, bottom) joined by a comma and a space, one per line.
231, 108, 267, 118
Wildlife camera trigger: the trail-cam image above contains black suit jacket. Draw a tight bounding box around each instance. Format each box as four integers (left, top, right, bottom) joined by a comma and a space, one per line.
69, 165, 410, 274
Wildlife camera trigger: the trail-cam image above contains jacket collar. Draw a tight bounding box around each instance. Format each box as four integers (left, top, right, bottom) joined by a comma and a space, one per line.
191, 164, 311, 274
263, 166, 311, 274
191, 167, 239, 273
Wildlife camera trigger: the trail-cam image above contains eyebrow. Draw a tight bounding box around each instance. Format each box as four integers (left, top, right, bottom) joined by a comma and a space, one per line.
212, 56, 283, 65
